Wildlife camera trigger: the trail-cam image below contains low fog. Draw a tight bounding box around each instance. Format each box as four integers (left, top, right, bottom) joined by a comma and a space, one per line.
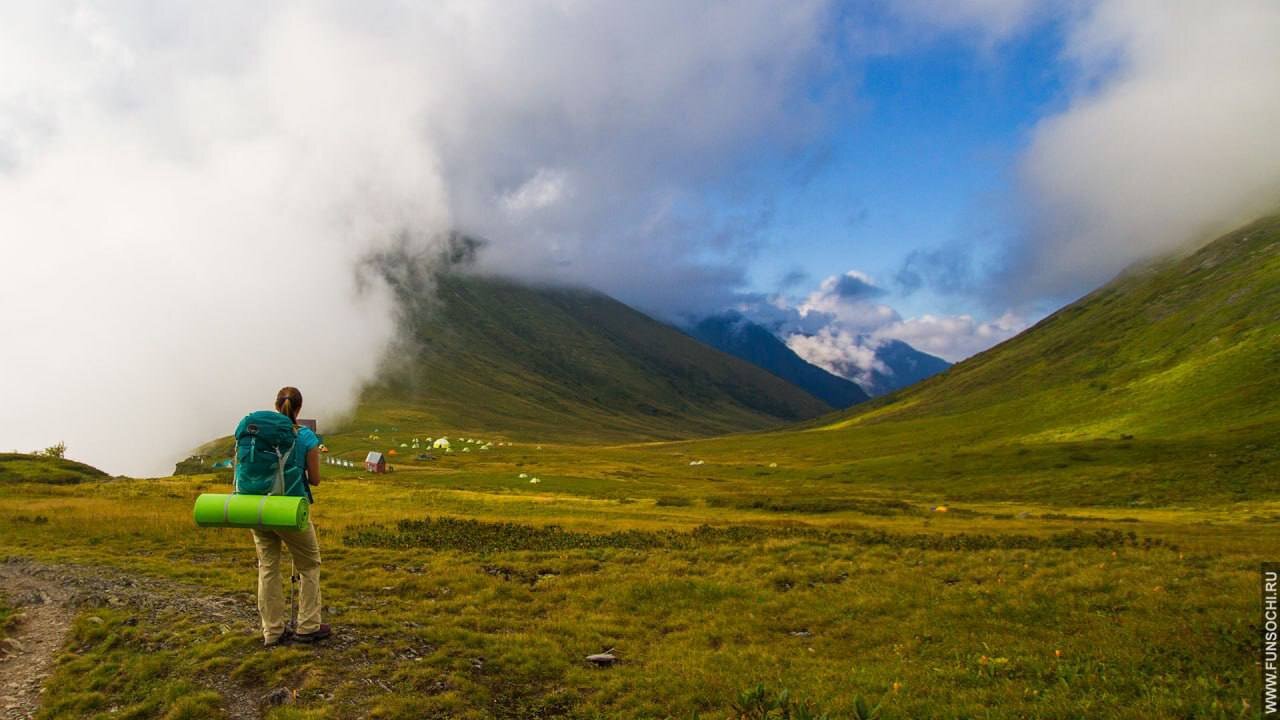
2, 1, 1277, 474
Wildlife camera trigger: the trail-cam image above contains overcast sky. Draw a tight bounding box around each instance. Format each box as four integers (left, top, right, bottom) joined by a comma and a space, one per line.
2, 1, 1278, 474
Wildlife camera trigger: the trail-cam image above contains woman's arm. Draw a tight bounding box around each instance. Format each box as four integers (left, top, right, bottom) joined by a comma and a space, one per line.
306, 446, 321, 486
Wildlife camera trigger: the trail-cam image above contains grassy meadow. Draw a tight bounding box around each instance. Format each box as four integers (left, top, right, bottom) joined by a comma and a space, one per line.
4, 217, 1278, 718
1, 435, 1274, 719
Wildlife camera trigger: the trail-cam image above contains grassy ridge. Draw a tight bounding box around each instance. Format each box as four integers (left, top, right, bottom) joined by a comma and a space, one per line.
842, 214, 1280, 436
0, 453, 108, 485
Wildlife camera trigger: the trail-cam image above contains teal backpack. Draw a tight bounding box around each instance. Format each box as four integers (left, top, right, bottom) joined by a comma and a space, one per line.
233, 411, 300, 496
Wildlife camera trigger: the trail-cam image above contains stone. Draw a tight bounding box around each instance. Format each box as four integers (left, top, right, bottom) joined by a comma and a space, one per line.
585, 651, 618, 667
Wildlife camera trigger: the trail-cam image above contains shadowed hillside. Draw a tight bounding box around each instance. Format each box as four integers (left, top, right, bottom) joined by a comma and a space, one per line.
857, 339, 951, 397
357, 269, 835, 441
686, 313, 870, 408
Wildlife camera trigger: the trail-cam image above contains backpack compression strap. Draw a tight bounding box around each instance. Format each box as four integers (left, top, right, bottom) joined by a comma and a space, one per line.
271, 441, 296, 496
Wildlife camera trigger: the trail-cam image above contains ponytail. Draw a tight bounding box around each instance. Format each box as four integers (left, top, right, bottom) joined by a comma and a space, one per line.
275, 386, 303, 423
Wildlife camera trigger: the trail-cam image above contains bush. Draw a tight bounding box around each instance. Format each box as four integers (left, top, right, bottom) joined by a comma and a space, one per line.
36, 441, 66, 459
345, 516, 1165, 554
655, 496, 692, 507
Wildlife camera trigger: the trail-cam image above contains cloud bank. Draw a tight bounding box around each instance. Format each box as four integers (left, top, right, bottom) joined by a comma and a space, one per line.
0, 1, 839, 474
1002, 0, 1280, 302
886, 0, 1280, 304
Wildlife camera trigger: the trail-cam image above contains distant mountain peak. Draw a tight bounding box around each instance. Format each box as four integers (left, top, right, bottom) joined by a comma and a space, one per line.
691, 314, 951, 399
687, 314, 869, 408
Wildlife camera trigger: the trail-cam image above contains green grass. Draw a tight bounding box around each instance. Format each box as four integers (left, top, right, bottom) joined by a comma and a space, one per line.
36, 609, 232, 720
1, 456, 1273, 719
0, 453, 109, 485
0, 592, 16, 641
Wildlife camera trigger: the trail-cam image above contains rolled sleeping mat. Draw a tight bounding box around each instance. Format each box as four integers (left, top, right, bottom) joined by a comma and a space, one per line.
193, 493, 309, 531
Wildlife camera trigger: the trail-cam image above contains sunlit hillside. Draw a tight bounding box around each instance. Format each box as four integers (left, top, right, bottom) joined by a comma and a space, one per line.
681, 215, 1280, 505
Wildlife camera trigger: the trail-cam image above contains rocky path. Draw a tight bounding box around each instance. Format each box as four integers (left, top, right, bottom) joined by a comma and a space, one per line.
0, 564, 72, 720
0, 558, 261, 720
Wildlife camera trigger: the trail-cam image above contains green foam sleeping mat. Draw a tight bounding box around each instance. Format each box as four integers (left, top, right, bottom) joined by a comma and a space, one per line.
193, 493, 309, 532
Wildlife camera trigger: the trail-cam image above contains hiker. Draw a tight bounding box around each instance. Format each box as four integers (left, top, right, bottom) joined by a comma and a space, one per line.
248, 386, 331, 646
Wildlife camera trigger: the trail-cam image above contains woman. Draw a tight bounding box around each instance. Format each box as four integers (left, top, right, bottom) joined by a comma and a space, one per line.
251, 386, 331, 646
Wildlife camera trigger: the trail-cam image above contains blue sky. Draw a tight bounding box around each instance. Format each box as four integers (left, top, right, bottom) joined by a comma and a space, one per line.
750, 18, 1071, 322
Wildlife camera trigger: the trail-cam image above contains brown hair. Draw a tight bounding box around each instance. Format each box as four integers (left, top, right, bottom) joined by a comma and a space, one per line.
275, 386, 303, 423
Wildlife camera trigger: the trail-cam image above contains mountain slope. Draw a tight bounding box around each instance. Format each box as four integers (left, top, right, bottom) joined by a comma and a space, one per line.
836, 214, 1279, 437
357, 272, 835, 441
688, 214, 1280, 503
858, 339, 951, 396
686, 314, 869, 408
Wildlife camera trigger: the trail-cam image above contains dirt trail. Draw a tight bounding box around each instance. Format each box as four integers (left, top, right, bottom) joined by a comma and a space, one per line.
0, 564, 72, 720
0, 559, 261, 720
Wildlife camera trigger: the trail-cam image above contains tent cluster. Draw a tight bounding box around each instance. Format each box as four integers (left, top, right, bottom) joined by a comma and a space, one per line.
325, 457, 356, 468
329, 431, 519, 472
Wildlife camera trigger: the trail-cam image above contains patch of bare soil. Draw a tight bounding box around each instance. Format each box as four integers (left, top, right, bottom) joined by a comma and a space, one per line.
0, 558, 261, 720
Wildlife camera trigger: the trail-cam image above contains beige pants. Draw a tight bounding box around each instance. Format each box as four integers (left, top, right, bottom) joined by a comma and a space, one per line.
251, 523, 322, 641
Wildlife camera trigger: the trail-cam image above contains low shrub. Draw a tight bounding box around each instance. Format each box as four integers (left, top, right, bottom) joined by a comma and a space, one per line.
344, 516, 1167, 554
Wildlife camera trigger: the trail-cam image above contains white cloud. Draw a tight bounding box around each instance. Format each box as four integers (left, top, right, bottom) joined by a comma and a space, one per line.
790, 270, 887, 329
0, 1, 840, 474
749, 271, 1026, 387
869, 312, 1026, 362
786, 329, 888, 389
1005, 0, 1280, 300
502, 168, 569, 213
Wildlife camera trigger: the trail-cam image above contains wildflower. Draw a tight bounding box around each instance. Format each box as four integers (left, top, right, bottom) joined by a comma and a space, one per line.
892, 682, 901, 693
1054, 649, 1061, 658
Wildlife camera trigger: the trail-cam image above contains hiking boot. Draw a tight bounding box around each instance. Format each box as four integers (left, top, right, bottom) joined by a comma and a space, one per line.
263, 628, 293, 647
292, 624, 331, 643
